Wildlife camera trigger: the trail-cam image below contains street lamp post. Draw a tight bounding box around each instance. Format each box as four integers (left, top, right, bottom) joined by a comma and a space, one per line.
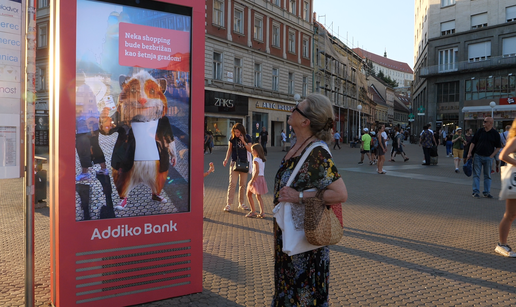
489, 101, 496, 118
357, 104, 362, 138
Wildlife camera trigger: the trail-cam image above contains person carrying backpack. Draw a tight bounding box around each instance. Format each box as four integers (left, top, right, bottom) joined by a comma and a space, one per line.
370, 131, 378, 164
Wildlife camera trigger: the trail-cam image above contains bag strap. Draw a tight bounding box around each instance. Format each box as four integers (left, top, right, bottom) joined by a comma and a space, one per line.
285, 141, 330, 187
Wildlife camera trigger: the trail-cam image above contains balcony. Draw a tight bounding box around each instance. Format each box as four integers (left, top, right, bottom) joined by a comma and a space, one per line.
420, 55, 516, 77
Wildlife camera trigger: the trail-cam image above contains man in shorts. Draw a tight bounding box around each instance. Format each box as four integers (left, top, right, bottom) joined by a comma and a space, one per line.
358, 128, 372, 165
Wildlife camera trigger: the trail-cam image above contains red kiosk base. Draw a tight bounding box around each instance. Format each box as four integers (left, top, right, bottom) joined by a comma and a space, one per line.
49, 0, 205, 306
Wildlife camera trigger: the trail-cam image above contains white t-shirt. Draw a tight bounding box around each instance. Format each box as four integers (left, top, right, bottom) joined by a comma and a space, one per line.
381, 131, 388, 146
253, 157, 265, 176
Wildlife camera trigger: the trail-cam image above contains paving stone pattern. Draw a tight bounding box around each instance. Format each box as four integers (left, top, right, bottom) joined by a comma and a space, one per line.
2, 142, 516, 306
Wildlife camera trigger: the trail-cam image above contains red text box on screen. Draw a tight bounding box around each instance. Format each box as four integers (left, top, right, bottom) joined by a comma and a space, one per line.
119, 22, 190, 71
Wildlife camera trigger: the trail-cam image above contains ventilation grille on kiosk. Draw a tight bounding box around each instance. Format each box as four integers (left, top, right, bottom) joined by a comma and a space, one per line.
74, 240, 192, 304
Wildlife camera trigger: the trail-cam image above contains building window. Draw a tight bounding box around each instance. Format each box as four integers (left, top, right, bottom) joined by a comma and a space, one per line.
507, 5, 516, 22
465, 76, 516, 100
440, 20, 455, 36
503, 37, 516, 57
254, 63, 262, 88
441, 0, 455, 7
303, 1, 309, 22
437, 82, 459, 103
35, 67, 46, 91
234, 58, 242, 84
302, 76, 307, 97
438, 47, 458, 72
234, 8, 243, 34
468, 41, 491, 62
302, 38, 309, 58
288, 72, 294, 95
274, 0, 281, 6
290, 0, 296, 14
213, 0, 224, 27
213, 52, 223, 80
37, 24, 47, 48
254, 16, 263, 41
38, 0, 48, 8
288, 30, 296, 53
272, 68, 279, 91
471, 13, 488, 29
272, 24, 280, 47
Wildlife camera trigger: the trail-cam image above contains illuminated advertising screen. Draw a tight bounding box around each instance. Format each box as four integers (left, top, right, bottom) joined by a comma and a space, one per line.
75, 0, 191, 221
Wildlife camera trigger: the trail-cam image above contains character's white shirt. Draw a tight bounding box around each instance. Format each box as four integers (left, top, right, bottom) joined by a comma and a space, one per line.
132, 121, 159, 161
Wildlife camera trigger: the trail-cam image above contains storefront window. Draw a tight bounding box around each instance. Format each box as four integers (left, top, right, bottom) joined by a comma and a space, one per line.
252, 112, 268, 143
205, 117, 243, 146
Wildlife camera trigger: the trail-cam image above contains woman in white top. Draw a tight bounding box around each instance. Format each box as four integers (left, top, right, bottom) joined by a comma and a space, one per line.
497, 119, 516, 257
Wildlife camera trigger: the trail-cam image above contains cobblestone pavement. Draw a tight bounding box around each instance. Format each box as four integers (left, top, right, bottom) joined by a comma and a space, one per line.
2, 142, 516, 306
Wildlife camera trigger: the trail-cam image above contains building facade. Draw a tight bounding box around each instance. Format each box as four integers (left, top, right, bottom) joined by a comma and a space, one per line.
35, 0, 50, 155
313, 20, 373, 141
205, 0, 313, 147
414, 0, 516, 135
353, 48, 414, 88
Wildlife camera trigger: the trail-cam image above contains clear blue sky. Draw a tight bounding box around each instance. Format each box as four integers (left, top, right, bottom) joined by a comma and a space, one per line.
313, 0, 415, 69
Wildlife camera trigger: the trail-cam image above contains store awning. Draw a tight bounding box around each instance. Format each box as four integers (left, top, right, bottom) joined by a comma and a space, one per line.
462, 105, 516, 113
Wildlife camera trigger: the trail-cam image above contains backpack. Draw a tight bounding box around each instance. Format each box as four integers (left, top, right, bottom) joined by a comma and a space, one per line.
370, 136, 377, 148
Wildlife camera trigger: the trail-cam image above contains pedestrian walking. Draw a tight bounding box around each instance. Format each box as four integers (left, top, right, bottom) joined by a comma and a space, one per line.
463, 128, 474, 164
370, 131, 378, 164
467, 117, 501, 199
259, 126, 268, 155
446, 133, 453, 157
222, 123, 252, 212
420, 125, 436, 166
245, 144, 268, 218
497, 119, 516, 257
272, 93, 348, 306
281, 130, 287, 151
392, 128, 409, 162
359, 128, 372, 165
333, 130, 341, 149
204, 131, 214, 154
377, 125, 387, 174
451, 127, 466, 173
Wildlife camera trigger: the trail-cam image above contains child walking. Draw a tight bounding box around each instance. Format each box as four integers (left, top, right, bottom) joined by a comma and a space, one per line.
203, 162, 214, 219
245, 144, 268, 218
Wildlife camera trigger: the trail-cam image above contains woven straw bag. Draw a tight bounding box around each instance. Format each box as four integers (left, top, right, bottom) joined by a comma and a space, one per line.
304, 189, 343, 246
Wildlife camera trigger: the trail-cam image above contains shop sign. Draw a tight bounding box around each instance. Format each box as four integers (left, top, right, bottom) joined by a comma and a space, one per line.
255, 101, 294, 112
499, 97, 515, 105
205, 90, 248, 115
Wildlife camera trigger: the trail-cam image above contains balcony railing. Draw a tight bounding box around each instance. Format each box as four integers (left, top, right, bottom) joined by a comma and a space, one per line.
420, 55, 516, 77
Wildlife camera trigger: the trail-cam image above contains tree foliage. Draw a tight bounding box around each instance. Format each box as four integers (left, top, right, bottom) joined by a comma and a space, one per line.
376, 70, 398, 88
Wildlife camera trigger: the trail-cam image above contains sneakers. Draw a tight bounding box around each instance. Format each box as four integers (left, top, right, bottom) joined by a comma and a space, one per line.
404, 158, 409, 162
495, 243, 516, 257
483, 193, 494, 199
152, 194, 167, 203
455, 168, 459, 173
238, 204, 250, 210
472, 193, 481, 199
223, 205, 231, 212
115, 198, 128, 210
358, 161, 364, 164
76, 173, 91, 181
96, 168, 109, 176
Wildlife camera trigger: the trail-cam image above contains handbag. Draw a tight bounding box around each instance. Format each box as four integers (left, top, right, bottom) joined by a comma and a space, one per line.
232, 140, 249, 173
304, 189, 343, 246
500, 160, 516, 200
273, 141, 330, 256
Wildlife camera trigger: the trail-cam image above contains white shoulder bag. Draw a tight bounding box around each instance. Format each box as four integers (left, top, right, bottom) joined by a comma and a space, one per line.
272, 141, 331, 256
500, 154, 516, 200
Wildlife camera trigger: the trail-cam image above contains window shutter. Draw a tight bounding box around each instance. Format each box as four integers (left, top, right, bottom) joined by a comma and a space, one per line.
440, 20, 455, 32
471, 13, 487, 27
506, 5, 516, 21
503, 36, 516, 56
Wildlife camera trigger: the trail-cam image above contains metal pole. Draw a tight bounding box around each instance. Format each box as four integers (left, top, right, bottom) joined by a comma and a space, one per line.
25, 0, 37, 305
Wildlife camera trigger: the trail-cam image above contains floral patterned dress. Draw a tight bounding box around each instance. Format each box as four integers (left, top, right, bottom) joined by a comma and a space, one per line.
271, 141, 341, 307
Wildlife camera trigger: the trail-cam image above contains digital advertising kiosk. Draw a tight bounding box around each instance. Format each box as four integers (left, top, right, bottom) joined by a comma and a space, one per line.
49, 0, 204, 305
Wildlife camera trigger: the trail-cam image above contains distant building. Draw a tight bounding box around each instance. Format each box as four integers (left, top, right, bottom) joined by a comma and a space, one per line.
313, 20, 373, 140
353, 48, 414, 88
205, 0, 314, 146
414, 0, 516, 134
